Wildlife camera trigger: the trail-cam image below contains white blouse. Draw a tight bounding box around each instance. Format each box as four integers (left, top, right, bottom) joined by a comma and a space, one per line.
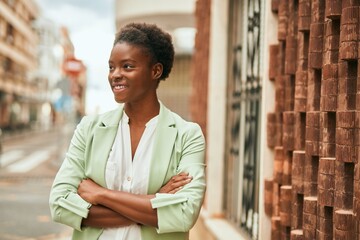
99, 112, 158, 240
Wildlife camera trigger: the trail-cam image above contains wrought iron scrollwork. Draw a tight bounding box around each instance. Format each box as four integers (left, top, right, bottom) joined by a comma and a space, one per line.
225, 0, 262, 239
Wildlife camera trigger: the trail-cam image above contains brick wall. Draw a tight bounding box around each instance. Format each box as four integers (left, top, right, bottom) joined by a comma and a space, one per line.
190, 0, 211, 137
266, 0, 360, 239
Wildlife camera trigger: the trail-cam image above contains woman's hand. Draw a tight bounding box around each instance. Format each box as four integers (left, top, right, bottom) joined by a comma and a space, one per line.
158, 172, 192, 194
78, 178, 106, 205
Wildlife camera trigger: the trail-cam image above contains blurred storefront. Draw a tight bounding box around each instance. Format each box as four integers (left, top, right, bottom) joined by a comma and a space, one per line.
0, 0, 39, 131
0, 0, 87, 134
34, 24, 86, 126
32, 17, 64, 130
115, 0, 196, 120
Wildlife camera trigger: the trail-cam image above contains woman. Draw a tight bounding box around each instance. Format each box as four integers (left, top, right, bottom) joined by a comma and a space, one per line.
49, 23, 206, 240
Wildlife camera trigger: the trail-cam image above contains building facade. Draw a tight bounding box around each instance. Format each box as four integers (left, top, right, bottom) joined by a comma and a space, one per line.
0, 0, 39, 131
0, 0, 87, 133
190, 0, 271, 239
32, 17, 64, 130
192, 0, 360, 239
59, 27, 87, 123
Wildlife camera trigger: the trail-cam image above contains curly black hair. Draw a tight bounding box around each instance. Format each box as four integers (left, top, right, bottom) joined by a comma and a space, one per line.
114, 23, 175, 81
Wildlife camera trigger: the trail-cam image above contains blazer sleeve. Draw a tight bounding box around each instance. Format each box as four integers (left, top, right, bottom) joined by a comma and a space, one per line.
49, 116, 92, 231
150, 123, 206, 233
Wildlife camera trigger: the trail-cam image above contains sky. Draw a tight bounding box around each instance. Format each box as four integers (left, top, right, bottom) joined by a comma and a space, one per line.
35, 0, 119, 115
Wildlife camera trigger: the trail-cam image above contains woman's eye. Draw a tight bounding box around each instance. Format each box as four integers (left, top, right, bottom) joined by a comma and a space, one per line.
124, 64, 133, 69
109, 66, 114, 71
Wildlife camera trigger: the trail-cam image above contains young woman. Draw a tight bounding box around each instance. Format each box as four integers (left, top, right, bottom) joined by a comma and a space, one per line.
49, 23, 206, 240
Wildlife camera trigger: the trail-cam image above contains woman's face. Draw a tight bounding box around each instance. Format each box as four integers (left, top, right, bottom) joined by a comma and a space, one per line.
108, 42, 159, 104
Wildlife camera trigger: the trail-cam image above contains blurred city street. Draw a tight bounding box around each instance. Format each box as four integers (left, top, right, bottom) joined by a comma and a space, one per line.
0, 125, 74, 240
6, 0, 360, 239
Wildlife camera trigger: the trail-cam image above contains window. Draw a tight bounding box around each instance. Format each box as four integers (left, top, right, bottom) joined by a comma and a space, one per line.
224, 0, 262, 239
6, 23, 14, 44
3, 57, 12, 72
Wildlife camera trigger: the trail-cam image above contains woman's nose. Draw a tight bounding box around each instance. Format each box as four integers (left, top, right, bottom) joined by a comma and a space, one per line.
111, 68, 122, 79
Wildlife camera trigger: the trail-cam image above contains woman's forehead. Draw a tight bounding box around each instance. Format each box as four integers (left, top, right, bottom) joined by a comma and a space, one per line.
110, 42, 153, 61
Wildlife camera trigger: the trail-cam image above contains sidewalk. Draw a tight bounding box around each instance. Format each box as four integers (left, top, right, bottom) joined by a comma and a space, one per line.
2, 126, 56, 143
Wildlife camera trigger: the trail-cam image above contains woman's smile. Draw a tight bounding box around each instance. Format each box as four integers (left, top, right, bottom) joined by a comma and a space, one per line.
112, 83, 128, 92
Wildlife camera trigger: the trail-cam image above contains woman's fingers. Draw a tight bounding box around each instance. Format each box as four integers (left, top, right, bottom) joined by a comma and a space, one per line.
166, 173, 192, 193
169, 187, 183, 194
170, 175, 192, 188
158, 172, 193, 193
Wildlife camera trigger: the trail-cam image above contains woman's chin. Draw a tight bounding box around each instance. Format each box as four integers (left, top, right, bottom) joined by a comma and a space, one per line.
115, 98, 125, 104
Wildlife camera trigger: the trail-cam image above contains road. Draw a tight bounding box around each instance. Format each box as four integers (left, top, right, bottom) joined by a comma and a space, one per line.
0, 125, 75, 240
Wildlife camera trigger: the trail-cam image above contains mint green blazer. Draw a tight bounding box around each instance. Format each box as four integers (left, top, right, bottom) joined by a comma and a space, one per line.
49, 103, 206, 240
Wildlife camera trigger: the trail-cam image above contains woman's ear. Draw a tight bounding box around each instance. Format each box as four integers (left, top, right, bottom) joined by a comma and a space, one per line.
152, 63, 163, 80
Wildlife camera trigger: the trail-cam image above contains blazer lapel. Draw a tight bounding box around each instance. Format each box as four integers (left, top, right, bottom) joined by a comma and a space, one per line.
89, 105, 124, 187
148, 103, 177, 194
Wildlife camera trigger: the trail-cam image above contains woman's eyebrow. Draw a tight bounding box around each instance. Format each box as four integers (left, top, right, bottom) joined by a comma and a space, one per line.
109, 58, 137, 63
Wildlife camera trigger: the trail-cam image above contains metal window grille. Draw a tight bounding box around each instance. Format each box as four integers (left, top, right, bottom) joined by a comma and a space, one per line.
224, 0, 262, 239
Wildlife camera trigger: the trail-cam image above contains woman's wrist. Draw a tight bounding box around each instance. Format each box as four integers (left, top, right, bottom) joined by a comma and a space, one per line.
96, 187, 111, 205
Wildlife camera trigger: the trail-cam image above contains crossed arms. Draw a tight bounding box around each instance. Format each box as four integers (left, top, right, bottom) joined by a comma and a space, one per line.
49, 116, 206, 233
78, 173, 192, 228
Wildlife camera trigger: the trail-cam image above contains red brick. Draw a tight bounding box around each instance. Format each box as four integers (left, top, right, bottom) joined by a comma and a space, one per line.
338, 61, 357, 78
271, 0, 280, 12
269, 44, 279, 80
303, 228, 316, 240
334, 209, 355, 230
320, 95, 337, 111
325, 0, 342, 19
299, 0, 311, 16
278, 0, 288, 41
311, 0, 326, 23
318, 187, 335, 206
310, 22, 325, 37
295, 98, 307, 112
303, 196, 318, 214
336, 111, 356, 128
336, 127, 355, 145
339, 41, 358, 60
335, 176, 355, 193
319, 157, 336, 174
322, 50, 339, 65
340, 24, 358, 42
336, 144, 356, 162
337, 93, 356, 111
321, 78, 338, 95
271, 216, 281, 239
342, 0, 360, 8
324, 36, 340, 51
316, 230, 333, 240
299, 16, 312, 31
338, 77, 357, 94
341, 6, 359, 24
322, 63, 338, 79
320, 142, 336, 157
335, 161, 355, 178
309, 52, 323, 69
334, 191, 354, 209
333, 228, 355, 239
